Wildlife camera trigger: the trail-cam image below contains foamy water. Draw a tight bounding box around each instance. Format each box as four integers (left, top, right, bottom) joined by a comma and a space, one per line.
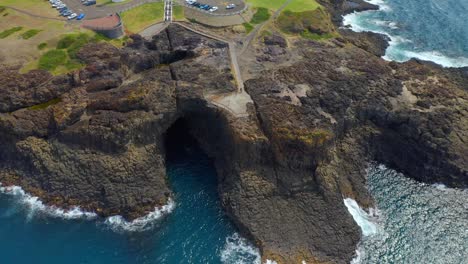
342, 0, 468, 67
104, 199, 176, 233
220, 233, 261, 264
0, 183, 97, 220
346, 164, 468, 263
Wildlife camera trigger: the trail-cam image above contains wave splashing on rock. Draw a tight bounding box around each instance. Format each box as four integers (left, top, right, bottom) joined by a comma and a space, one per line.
350, 164, 468, 263
0, 183, 97, 220
103, 199, 175, 233
220, 232, 261, 264
343, 0, 468, 67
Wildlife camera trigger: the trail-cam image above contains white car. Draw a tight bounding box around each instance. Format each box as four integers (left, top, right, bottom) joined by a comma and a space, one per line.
67, 13, 77, 20
209, 6, 218, 12
226, 4, 235, 9
186, 0, 196, 4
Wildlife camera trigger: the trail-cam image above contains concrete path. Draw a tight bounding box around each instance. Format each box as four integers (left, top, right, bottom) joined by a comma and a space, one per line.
139, 22, 168, 38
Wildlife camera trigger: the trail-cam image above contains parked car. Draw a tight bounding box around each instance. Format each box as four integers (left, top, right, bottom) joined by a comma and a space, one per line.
76, 13, 86, 20
67, 13, 77, 20
226, 4, 235, 9
209, 6, 218, 12
84, 0, 96, 6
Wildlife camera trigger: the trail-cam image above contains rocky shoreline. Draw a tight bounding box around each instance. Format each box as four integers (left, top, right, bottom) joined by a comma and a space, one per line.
0, 1, 467, 263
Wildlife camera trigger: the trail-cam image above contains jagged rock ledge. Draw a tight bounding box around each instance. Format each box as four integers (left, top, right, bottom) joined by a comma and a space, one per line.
0, 22, 467, 264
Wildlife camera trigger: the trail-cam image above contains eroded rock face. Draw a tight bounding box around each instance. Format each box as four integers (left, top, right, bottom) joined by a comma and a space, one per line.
0, 25, 235, 219
0, 23, 467, 264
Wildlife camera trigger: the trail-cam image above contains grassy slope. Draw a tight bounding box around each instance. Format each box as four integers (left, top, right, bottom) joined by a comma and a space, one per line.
173, 5, 185, 20
121, 2, 164, 33
246, 0, 320, 11
285, 0, 320, 12
245, 0, 286, 10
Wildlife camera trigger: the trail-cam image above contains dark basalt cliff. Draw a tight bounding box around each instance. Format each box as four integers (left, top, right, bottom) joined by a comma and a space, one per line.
0, 16, 467, 264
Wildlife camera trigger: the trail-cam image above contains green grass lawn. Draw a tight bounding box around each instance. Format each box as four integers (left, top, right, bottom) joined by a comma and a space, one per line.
173, 5, 185, 20
285, 0, 320, 12
245, 0, 286, 11
121, 2, 164, 33
245, 0, 320, 12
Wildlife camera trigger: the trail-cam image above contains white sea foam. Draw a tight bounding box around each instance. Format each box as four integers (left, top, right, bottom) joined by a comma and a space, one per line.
431, 183, 448, 190
220, 233, 261, 264
0, 183, 97, 220
104, 198, 175, 232
350, 247, 365, 264
265, 260, 278, 264
344, 198, 381, 264
342, 0, 468, 68
384, 49, 468, 67
343, 198, 379, 237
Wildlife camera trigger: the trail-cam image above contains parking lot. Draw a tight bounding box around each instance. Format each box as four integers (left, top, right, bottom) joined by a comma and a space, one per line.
180, 0, 245, 15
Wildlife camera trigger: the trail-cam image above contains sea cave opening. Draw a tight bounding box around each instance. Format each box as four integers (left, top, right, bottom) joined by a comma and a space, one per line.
161, 117, 260, 263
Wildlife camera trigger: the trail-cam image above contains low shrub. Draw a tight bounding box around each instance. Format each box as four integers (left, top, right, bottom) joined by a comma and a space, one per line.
0, 26, 23, 38
38, 49, 67, 71
21, 29, 42, 39
251, 7, 270, 24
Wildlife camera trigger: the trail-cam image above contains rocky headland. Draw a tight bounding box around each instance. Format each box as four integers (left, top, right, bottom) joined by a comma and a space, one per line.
0, 1, 467, 263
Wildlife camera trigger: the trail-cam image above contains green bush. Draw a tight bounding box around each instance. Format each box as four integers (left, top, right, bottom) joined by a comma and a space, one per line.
251, 7, 270, 24
38, 49, 67, 71
21, 29, 42, 39
0, 26, 23, 39
243, 23, 254, 33
57, 33, 91, 58
37, 42, 47, 50
57, 34, 78, 49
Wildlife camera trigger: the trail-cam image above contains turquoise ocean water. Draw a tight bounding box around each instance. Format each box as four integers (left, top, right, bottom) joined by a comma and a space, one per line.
343, 0, 468, 67
0, 120, 259, 264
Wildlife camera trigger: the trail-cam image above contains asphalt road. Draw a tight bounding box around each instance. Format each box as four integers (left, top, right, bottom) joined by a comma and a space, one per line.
59, 0, 159, 19
176, 0, 245, 15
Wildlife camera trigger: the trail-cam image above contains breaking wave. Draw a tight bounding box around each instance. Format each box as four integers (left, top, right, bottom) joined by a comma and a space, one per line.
103, 199, 175, 233
349, 164, 468, 264
343, 198, 380, 236
342, 0, 468, 68
0, 183, 97, 220
0, 182, 176, 232
220, 233, 261, 264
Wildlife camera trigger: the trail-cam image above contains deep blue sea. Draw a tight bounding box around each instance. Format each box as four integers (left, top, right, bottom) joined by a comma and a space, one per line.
0, 120, 260, 264
343, 0, 468, 67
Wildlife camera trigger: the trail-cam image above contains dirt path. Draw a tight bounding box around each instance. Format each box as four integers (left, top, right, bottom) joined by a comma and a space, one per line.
239, 0, 292, 55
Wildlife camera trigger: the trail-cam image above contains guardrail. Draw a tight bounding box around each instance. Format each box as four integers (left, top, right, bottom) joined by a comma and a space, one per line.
181, 2, 248, 16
